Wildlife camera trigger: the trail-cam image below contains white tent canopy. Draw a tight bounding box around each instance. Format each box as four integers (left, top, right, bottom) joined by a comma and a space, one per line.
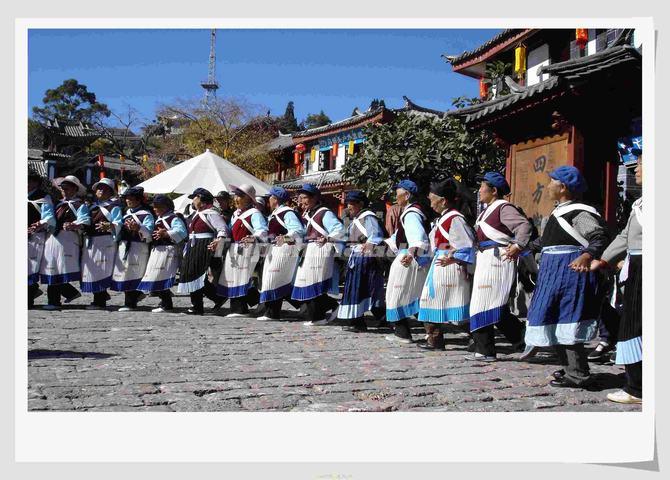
136, 149, 271, 196
172, 194, 192, 214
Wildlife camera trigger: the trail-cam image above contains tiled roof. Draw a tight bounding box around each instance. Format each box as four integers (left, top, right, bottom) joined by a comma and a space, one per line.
265, 133, 295, 151
273, 170, 344, 190
448, 44, 641, 124
292, 108, 385, 139
393, 96, 444, 117
449, 29, 531, 66
44, 118, 99, 138
28, 159, 47, 177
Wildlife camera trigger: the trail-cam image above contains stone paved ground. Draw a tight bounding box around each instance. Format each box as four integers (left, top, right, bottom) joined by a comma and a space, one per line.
27, 291, 641, 412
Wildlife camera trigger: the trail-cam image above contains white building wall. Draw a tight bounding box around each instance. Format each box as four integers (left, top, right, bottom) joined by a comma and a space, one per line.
526, 43, 550, 86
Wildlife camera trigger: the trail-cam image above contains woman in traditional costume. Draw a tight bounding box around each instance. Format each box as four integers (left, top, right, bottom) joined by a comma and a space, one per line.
110, 186, 155, 312
384, 179, 431, 344
27, 169, 55, 309
337, 190, 386, 333
217, 184, 268, 317
39, 175, 90, 310
417, 179, 475, 350
257, 186, 305, 321
80, 178, 123, 309
138, 194, 188, 313
468, 172, 531, 361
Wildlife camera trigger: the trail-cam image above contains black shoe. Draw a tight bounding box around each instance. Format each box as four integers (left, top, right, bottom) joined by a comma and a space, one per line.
187, 308, 204, 315
587, 341, 614, 362
417, 342, 446, 351
552, 369, 566, 379
549, 377, 590, 389
342, 324, 368, 333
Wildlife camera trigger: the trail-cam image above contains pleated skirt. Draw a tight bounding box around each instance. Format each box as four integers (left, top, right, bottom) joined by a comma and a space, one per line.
418, 251, 471, 324
138, 244, 181, 293
217, 243, 260, 298
81, 235, 117, 293
177, 238, 214, 294
469, 248, 516, 331
39, 231, 81, 285
337, 249, 385, 319
616, 254, 642, 364
291, 242, 336, 301
525, 248, 599, 346
28, 232, 46, 285
110, 241, 150, 292
385, 250, 429, 322
260, 243, 300, 303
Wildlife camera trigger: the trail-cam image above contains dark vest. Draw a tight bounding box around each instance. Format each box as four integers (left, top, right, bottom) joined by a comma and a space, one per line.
396, 203, 429, 247
188, 211, 217, 235
231, 208, 258, 241
434, 209, 464, 250
28, 189, 47, 227
476, 202, 516, 244
153, 213, 183, 246
85, 200, 120, 237
349, 210, 380, 244
540, 205, 602, 248
119, 208, 153, 243
54, 198, 83, 234
304, 205, 331, 242
268, 207, 296, 239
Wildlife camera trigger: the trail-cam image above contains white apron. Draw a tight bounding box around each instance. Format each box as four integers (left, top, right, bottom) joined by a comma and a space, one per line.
39, 230, 82, 284
218, 242, 261, 298
260, 243, 301, 302
291, 242, 336, 301
469, 248, 517, 330
385, 252, 429, 322
81, 235, 117, 292
28, 232, 46, 285
418, 253, 471, 324
111, 241, 150, 291
138, 244, 181, 293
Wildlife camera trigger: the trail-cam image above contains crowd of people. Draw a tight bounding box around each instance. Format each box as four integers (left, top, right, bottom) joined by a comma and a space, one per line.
27, 149, 643, 406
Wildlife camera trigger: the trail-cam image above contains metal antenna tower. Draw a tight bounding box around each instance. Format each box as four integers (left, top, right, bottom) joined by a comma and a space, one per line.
201, 29, 219, 104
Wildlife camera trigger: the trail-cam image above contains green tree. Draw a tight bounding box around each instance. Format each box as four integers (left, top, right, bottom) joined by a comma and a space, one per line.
277, 101, 299, 133
28, 119, 44, 148
303, 110, 331, 129
341, 98, 506, 202
32, 79, 111, 123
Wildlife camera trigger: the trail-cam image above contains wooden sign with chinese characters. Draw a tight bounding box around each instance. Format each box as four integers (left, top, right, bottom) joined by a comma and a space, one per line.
509, 134, 570, 231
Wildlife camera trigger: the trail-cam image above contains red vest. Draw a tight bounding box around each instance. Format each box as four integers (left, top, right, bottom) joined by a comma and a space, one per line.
434, 209, 464, 250
475, 202, 515, 243
231, 208, 258, 241
189, 212, 216, 234
268, 208, 296, 239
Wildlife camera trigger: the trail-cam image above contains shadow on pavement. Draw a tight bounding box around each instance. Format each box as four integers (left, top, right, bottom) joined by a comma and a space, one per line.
28, 349, 117, 360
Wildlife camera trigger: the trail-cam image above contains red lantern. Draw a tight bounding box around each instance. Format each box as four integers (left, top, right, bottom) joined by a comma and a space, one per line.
479, 78, 489, 99
294, 151, 301, 166
295, 143, 306, 153
332, 142, 339, 158
576, 29, 588, 48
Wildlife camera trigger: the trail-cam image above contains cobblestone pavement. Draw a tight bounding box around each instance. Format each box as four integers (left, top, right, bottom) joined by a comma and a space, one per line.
27, 291, 641, 412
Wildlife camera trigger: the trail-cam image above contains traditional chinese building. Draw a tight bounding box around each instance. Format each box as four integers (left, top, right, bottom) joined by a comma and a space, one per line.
32, 118, 144, 186
266, 97, 443, 216
447, 28, 642, 229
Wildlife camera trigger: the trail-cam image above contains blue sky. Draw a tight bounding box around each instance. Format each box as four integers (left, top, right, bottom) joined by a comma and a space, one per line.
28, 28, 500, 127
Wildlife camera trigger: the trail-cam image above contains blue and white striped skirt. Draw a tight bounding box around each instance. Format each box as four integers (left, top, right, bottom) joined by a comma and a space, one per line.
418, 250, 471, 324
525, 245, 599, 346
81, 235, 117, 293
28, 232, 46, 285
469, 246, 516, 331
337, 248, 385, 319
138, 244, 181, 293
385, 249, 429, 322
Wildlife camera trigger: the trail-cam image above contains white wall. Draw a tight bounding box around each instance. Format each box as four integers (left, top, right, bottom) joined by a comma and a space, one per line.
587, 29, 598, 56
526, 43, 550, 86
335, 145, 346, 169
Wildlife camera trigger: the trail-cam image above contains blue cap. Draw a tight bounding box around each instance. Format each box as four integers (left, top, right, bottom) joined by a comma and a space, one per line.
188, 187, 214, 203
345, 190, 369, 205
297, 183, 320, 196
268, 186, 290, 203
121, 186, 144, 198
549, 166, 588, 193
394, 179, 418, 195
477, 172, 510, 196
152, 194, 174, 210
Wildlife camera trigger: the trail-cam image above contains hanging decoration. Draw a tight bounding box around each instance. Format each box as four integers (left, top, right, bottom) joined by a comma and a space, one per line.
97, 153, 105, 179
332, 142, 339, 158
576, 29, 588, 49
348, 140, 355, 155
295, 143, 306, 153
514, 44, 527, 76
479, 78, 489, 99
